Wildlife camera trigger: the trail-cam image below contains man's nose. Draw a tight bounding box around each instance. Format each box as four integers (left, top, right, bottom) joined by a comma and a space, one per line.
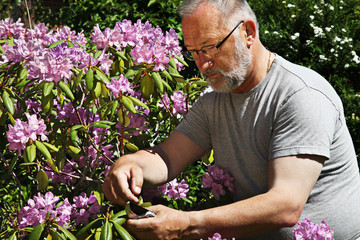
195, 52, 213, 72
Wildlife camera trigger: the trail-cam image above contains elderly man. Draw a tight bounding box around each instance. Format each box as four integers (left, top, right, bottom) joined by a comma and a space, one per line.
102, 0, 360, 239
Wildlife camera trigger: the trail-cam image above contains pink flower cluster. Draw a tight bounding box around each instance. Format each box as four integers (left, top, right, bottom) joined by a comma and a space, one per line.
0, 18, 25, 39
158, 178, 189, 199
202, 165, 236, 201
18, 191, 101, 229
91, 19, 184, 72
158, 91, 188, 116
0, 19, 111, 83
293, 218, 334, 240
105, 74, 135, 98
201, 233, 235, 240
6, 113, 48, 155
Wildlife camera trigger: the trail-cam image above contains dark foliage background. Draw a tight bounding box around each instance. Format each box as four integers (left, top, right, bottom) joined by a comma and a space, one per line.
1, 0, 359, 163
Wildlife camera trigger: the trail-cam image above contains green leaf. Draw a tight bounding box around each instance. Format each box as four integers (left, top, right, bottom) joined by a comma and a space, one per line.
147, 0, 157, 7
74, 41, 86, 49
193, 80, 209, 86
36, 169, 49, 191
67, 41, 74, 48
25, 144, 36, 163
58, 81, 75, 100
124, 69, 137, 78
68, 145, 81, 155
169, 57, 177, 69
161, 70, 172, 80
122, 96, 137, 113
126, 142, 139, 152
111, 100, 119, 116
92, 120, 116, 125
91, 123, 110, 129
42, 142, 59, 152
53, 223, 77, 240
43, 82, 55, 97
35, 141, 52, 160
8, 232, 17, 240
70, 124, 86, 131
18, 67, 29, 79
111, 220, 133, 240
85, 68, 94, 90
29, 223, 45, 240
93, 81, 102, 98
111, 210, 127, 219
41, 93, 54, 114
100, 220, 112, 240
128, 96, 149, 109
151, 72, 164, 93
174, 55, 189, 67
14, 78, 36, 88
94, 68, 110, 84
140, 74, 154, 100
48, 40, 66, 49
73, 69, 84, 90
109, 46, 128, 60
70, 130, 80, 147
2, 90, 15, 115
161, 79, 172, 91
77, 218, 102, 237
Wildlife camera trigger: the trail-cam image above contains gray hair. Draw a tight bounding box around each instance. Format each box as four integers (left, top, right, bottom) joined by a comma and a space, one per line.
178, 0, 259, 34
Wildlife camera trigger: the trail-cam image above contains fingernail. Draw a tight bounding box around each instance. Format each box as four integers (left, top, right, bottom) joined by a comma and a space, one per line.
135, 186, 141, 194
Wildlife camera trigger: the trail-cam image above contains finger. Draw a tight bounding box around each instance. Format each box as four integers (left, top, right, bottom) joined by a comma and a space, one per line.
130, 167, 143, 196
114, 169, 140, 204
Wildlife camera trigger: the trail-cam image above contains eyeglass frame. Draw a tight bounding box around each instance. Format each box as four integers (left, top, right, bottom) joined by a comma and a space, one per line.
183, 20, 244, 61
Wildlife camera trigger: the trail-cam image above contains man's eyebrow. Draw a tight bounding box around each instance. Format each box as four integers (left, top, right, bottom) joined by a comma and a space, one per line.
185, 39, 213, 49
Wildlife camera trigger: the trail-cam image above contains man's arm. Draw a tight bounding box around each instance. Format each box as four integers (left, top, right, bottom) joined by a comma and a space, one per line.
125, 154, 324, 239
102, 130, 206, 205
184, 154, 325, 238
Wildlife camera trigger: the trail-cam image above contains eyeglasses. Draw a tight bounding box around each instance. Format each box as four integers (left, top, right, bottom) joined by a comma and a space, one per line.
183, 20, 244, 61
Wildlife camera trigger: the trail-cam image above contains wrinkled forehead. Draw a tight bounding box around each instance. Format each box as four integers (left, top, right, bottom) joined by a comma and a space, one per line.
181, 4, 225, 47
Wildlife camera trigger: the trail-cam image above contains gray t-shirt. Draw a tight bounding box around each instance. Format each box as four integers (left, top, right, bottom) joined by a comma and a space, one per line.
176, 55, 360, 239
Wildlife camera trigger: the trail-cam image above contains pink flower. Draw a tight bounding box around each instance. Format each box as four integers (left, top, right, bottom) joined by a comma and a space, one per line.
171, 91, 187, 115
200, 233, 235, 240
73, 192, 101, 226
6, 113, 48, 154
202, 165, 235, 201
293, 218, 334, 240
158, 179, 189, 199
0, 18, 25, 39
17, 192, 72, 228
105, 75, 134, 97
158, 91, 188, 116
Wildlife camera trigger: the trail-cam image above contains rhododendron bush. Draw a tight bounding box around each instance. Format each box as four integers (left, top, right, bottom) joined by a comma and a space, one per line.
0, 18, 334, 239
0, 17, 211, 239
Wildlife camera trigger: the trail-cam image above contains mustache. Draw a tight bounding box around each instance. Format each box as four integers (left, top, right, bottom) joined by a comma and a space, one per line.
202, 69, 224, 76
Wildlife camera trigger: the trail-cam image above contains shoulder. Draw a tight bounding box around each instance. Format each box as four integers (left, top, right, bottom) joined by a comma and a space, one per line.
271, 55, 343, 111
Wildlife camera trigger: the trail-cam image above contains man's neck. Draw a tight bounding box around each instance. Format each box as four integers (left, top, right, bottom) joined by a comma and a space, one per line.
232, 43, 271, 94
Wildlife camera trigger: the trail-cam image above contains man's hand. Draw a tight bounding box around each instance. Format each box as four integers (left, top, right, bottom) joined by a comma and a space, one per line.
102, 158, 144, 206
125, 204, 193, 240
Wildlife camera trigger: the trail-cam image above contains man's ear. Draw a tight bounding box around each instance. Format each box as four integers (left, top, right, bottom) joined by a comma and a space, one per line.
244, 20, 256, 48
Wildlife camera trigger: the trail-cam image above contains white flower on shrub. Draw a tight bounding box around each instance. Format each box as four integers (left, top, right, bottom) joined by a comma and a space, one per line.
310, 23, 325, 37
351, 51, 360, 64
290, 32, 300, 40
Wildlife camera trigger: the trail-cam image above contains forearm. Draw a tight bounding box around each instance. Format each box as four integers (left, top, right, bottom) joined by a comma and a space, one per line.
184, 191, 301, 239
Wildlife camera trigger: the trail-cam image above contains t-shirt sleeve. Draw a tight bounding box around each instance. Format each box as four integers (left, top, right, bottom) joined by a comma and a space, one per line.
269, 87, 340, 160
175, 97, 212, 153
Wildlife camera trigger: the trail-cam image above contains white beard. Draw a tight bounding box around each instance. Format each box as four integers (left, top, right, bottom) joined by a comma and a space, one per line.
204, 39, 252, 93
